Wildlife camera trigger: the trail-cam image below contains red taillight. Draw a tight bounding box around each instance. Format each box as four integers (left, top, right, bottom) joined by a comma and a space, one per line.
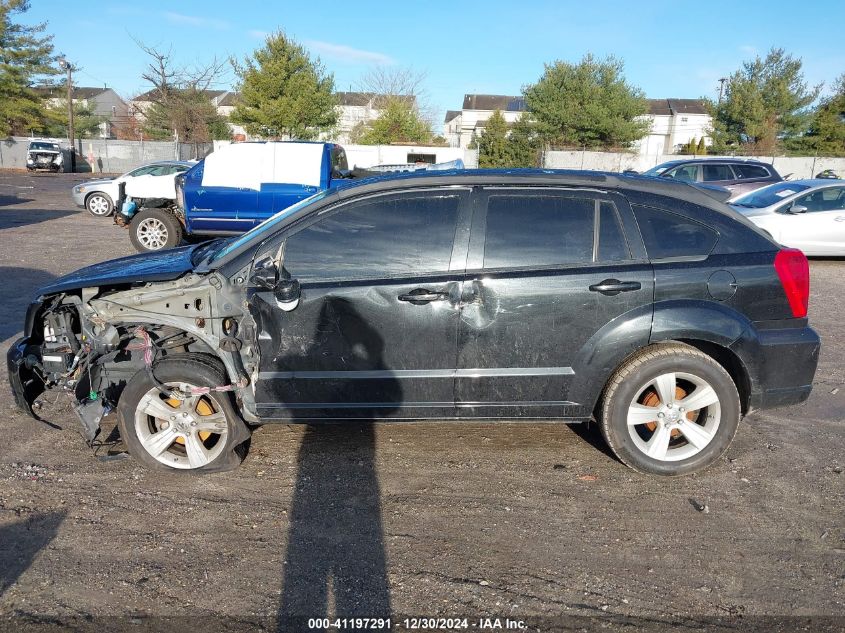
773, 248, 809, 318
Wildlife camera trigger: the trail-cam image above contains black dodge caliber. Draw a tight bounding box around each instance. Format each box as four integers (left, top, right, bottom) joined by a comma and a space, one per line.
8, 170, 820, 476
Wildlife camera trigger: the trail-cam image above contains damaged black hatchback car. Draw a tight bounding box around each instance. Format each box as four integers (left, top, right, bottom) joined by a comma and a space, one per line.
8, 170, 820, 475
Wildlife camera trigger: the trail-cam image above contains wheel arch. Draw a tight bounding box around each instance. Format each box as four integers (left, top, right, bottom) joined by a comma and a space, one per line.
590, 339, 752, 418
84, 190, 113, 205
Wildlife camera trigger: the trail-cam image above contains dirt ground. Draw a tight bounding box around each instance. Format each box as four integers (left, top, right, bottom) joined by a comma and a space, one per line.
0, 172, 842, 632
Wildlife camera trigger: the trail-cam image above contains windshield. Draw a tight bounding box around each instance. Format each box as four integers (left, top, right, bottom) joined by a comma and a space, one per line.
211, 190, 331, 263
642, 163, 676, 177
30, 142, 58, 151
732, 182, 811, 208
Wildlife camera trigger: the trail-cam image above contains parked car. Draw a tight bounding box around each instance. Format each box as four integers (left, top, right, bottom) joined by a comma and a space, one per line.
116, 142, 349, 253
8, 170, 819, 476
26, 140, 63, 172
71, 161, 194, 217
641, 158, 783, 200
730, 180, 845, 255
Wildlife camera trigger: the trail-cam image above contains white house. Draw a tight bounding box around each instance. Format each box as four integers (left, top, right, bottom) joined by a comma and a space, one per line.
635, 99, 712, 156
34, 86, 130, 139
445, 94, 527, 149
332, 92, 417, 144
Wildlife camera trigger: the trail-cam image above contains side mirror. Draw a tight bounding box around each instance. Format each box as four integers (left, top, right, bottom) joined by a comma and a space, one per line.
249, 256, 278, 289
790, 204, 808, 214
274, 278, 301, 303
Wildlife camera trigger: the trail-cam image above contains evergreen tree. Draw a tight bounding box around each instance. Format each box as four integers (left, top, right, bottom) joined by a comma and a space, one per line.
709, 48, 820, 154
232, 31, 337, 139
0, 0, 58, 135
523, 53, 649, 149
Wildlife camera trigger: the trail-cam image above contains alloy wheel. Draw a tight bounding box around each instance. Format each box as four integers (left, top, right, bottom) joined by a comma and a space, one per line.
626, 371, 722, 462
134, 383, 229, 469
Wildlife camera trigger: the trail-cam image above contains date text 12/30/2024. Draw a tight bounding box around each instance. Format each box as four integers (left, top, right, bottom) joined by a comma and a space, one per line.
307, 618, 528, 630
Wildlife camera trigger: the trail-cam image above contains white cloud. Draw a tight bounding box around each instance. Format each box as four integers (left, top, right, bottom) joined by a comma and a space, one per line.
248, 29, 270, 40
306, 40, 394, 66
739, 45, 758, 56
163, 12, 229, 30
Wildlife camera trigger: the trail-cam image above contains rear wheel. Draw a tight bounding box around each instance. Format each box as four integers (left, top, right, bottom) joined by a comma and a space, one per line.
117, 355, 250, 472
599, 344, 740, 476
129, 208, 183, 252
85, 192, 113, 217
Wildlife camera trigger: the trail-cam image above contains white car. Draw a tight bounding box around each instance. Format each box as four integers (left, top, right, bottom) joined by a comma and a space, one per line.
730, 179, 845, 256
71, 161, 194, 217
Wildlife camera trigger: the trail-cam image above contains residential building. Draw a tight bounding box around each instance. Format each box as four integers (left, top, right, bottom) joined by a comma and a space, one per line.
130, 89, 243, 139
34, 86, 129, 139
635, 99, 712, 156
444, 94, 527, 149
332, 92, 417, 144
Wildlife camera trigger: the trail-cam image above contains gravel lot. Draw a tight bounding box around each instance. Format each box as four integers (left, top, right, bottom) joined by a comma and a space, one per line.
0, 172, 843, 631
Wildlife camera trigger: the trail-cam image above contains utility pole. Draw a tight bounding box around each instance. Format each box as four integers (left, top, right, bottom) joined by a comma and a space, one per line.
718, 77, 727, 104
58, 57, 75, 172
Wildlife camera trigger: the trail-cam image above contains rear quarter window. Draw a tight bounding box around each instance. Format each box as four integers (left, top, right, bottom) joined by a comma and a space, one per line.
632, 205, 719, 260
733, 164, 771, 179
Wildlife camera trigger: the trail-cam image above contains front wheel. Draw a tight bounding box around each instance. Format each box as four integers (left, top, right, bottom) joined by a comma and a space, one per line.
599, 344, 741, 476
129, 208, 183, 252
117, 355, 251, 472
85, 192, 113, 217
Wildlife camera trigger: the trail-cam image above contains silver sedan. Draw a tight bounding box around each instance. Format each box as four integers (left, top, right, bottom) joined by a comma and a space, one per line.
730, 179, 845, 256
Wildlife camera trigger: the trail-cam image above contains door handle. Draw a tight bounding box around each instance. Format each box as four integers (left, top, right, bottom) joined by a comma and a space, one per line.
835, 216, 845, 222
589, 279, 642, 296
398, 289, 449, 304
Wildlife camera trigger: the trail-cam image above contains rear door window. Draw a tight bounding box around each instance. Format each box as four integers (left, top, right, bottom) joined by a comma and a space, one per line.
733, 164, 770, 179
481, 194, 632, 269
632, 205, 719, 260
483, 195, 595, 269
702, 163, 736, 182
597, 202, 631, 261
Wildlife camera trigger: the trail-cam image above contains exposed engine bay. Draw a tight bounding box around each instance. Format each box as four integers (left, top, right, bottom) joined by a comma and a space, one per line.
10, 271, 260, 445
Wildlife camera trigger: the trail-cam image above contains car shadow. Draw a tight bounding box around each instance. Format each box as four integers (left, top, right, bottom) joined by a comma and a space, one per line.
0, 267, 56, 343
269, 297, 394, 630
0, 194, 34, 207
0, 207, 77, 230
0, 511, 66, 597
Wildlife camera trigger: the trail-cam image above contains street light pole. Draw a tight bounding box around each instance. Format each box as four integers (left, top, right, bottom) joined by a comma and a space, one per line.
58, 57, 75, 172
718, 77, 727, 104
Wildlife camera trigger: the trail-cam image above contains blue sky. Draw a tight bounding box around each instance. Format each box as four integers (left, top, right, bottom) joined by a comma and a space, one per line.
21, 0, 845, 127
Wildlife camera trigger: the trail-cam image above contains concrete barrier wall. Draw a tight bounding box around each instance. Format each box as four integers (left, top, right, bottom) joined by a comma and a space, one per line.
0, 137, 204, 173
543, 150, 845, 179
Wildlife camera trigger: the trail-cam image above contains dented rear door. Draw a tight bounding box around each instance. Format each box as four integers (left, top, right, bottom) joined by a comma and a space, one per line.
456, 187, 653, 419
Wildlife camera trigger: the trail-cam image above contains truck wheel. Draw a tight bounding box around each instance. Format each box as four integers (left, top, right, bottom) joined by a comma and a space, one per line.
599, 343, 741, 476
130, 208, 183, 252
117, 354, 251, 473
85, 192, 113, 217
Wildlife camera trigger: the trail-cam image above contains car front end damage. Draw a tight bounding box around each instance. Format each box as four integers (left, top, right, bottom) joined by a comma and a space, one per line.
26, 148, 64, 172
7, 271, 261, 445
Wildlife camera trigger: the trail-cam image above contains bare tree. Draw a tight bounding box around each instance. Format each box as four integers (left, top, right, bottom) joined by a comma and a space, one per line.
132, 38, 231, 143
356, 66, 436, 127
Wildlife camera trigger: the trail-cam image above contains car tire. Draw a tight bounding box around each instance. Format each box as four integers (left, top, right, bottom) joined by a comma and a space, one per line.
117, 354, 251, 473
599, 343, 741, 476
129, 208, 184, 252
85, 192, 114, 217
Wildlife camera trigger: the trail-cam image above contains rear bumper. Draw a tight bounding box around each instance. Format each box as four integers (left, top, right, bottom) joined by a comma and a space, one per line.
7, 337, 43, 418
731, 324, 821, 412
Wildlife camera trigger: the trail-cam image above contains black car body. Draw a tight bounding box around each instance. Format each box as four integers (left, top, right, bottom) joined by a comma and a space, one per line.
641, 158, 782, 200
8, 170, 820, 475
